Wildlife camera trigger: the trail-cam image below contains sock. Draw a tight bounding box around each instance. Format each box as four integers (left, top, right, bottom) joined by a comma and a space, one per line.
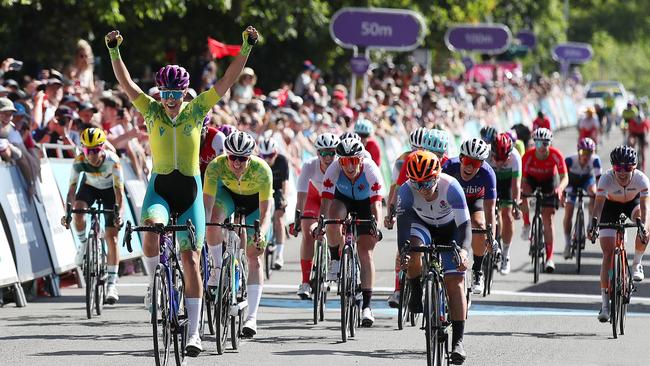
275, 243, 284, 259
300, 259, 312, 284
361, 288, 372, 309
73, 227, 87, 243
502, 243, 511, 259
247, 284, 263, 320
142, 255, 159, 284
394, 272, 401, 291
107, 265, 119, 285
546, 241, 554, 261
523, 212, 530, 226
472, 255, 484, 272
329, 246, 340, 261
633, 250, 644, 267
452, 320, 465, 346
601, 288, 608, 309
209, 244, 223, 269
186, 298, 201, 337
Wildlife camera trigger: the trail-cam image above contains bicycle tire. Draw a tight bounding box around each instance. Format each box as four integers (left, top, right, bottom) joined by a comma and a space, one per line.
482, 251, 492, 297
85, 235, 96, 320
313, 240, 323, 325
152, 265, 171, 366
575, 206, 584, 274
264, 246, 273, 280
434, 277, 447, 366
611, 250, 620, 339
95, 237, 106, 316
172, 265, 186, 366
532, 216, 541, 284
620, 254, 631, 335
339, 246, 350, 342
319, 241, 328, 322
397, 271, 410, 330
214, 256, 232, 355
348, 251, 358, 337
232, 258, 246, 350
424, 275, 439, 366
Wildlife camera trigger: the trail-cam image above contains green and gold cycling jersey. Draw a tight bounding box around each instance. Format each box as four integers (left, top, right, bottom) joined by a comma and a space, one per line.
203, 155, 273, 201
133, 88, 221, 177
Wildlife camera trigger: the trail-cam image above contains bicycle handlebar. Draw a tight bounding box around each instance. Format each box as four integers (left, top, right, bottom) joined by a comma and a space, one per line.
313, 213, 381, 241
63, 202, 120, 229
590, 215, 647, 244
399, 240, 462, 267
122, 219, 197, 253
471, 224, 493, 235
292, 210, 319, 235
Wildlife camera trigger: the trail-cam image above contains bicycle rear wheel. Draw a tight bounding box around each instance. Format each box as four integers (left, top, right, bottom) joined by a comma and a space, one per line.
575, 207, 585, 274
397, 271, 410, 330
214, 256, 232, 355
152, 265, 171, 366
231, 258, 246, 350
611, 251, 621, 339
85, 236, 96, 320
339, 247, 350, 342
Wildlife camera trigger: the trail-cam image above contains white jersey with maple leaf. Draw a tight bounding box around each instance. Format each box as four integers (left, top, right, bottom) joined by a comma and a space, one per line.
321, 158, 385, 203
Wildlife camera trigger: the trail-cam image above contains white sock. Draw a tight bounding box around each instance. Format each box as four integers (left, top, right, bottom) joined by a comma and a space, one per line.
186, 297, 201, 338
142, 255, 159, 284
209, 244, 223, 269
275, 243, 284, 258
601, 289, 608, 308
502, 243, 511, 259
633, 250, 644, 267
247, 284, 263, 321
107, 265, 119, 285
73, 227, 87, 243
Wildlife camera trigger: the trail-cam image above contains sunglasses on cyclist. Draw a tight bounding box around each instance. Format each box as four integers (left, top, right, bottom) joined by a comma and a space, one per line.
411, 176, 438, 191
613, 164, 635, 173
460, 155, 482, 169
318, 149, 336, 158
535, 140, 551, 148
578, 149, 593, 156
261, 152, 276, 159
227, 154, 249, 162
83, 145, 104, 155
160, 90, 184, 100
339, 156, 361, 166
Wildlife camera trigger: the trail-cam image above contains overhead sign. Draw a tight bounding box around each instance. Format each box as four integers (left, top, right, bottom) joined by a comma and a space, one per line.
330, 7, 425, 50
445, 24, 512, 54
350, 56, 370, 75
552, 42, 593, 63
516, 30, 537, 49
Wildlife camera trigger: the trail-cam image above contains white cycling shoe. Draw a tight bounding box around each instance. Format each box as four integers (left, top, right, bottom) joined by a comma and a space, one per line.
242, 318, 257, 337
106, 284, 119, 304
185, 334, 203, 357
297, 283, 311, 300
633, 264, 644, 282
361, 308, 375, 327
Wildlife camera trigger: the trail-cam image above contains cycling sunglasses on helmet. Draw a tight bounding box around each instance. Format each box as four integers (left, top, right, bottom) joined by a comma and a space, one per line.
160, 90, 184, 100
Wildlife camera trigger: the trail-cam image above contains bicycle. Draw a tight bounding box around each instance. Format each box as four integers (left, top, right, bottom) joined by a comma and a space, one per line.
294, 209, 329, 325
63, 201, 119, 319
565, 188, 592, 274
471, 224, 498, 297
123, 215, 196, 366
591, 214, 647, 339
207, 212, 259, 355
313, 212, 378, 342
401, 240, 461, 366
199, 243, 215, 338
263, 215, 276, 280
522, 189, 556, 284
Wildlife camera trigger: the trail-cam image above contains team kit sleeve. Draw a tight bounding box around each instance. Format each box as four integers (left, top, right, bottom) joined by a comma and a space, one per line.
521, 150, 531, 179
484, 164, 497, 200
69, 155, 83, 187
596, 170, 611, 197
511, 150, 522, 178
188, 88, 221, 129
296, 159, 313, 193
593, 155, 602, 178
321, 162, 339, 200
396, 152, 413, 186
554, 149, 568, 175
395, 183, 415, 249
203, 159, 221, 197
639, 171, 650, 197
258, 160, 274, 201
366, 160, 385, 202
132, 93, 155, 128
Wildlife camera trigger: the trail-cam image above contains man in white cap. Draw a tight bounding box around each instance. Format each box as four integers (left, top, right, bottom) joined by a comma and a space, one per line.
0, 97, 36, 198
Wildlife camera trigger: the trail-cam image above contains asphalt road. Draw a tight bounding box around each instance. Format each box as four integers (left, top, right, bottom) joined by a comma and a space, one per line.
2, 126, 649, 366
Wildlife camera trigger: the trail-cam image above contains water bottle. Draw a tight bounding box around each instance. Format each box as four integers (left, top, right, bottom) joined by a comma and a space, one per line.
234, 259, 241, 293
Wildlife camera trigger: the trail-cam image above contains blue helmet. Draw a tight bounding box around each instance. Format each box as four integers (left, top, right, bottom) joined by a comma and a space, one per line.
422, 129, 448, 154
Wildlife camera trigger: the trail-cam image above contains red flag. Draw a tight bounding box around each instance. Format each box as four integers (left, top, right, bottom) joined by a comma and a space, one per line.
207, 37, 241, 59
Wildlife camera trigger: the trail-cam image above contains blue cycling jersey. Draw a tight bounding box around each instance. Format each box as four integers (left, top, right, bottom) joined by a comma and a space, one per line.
443, 157, 497, 202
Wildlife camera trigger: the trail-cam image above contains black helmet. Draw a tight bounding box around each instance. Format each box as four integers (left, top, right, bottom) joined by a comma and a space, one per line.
610, 145, 637, 166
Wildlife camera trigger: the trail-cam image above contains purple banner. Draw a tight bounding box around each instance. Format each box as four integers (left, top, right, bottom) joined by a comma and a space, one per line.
350, 56, 370, 75
330, 7, 425, 50
445, 24, 512, 54
552, 42, 593, 63
516, 30, 536, 49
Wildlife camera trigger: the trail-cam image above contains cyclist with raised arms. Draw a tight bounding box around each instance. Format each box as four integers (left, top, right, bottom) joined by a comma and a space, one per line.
520, 128, 568, 273
105, 26, 258, 356
487, 133, 522, 274
64, 128, 124, 303
396, 151, 471, 365
204, 131, 272, 337
294, 133, 339, 299
588, 146, 650, 322
443, 138, 497, 294
317, 138, 384, 326
258, 137, 290, 269
562, 138, 601, 259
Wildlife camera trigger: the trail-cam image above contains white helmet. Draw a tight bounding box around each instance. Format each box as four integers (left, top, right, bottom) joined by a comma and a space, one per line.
340, 132, 361, 141
532, 127, 553, 141
336, 138, 365, 157
409, 127, 429, 149
225, 131, 256, 156
258, 138, 277, 155
460, 138, 490, 161
314, 133, 340, 150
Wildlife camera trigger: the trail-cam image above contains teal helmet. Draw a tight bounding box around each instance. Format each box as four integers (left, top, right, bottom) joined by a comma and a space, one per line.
423, 129, 448, 154
354, 118, 375, 136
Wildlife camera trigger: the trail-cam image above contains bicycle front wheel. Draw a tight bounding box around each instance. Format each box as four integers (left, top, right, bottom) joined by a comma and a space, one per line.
575, 207, 585, 274
214, 257, 232, 355
85, 237, 96, 320
424, 275, 441, 366
95, 239, 106, 316
532, 217, 542, 284
152, 265, 171, 366
620, 255, 631, 335
313, 240, 323, 325
482, 251, 493, 297
397, 271, 410, 330
611, 250, 621, 339
339, 247, 350, 342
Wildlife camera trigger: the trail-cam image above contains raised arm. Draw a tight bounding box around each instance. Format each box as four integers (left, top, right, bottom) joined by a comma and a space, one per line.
213, 26, 259, 98
105, 31, 144, 101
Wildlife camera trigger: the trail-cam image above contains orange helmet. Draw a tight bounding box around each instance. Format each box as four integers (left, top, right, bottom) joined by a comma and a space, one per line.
406, 150, 442, 182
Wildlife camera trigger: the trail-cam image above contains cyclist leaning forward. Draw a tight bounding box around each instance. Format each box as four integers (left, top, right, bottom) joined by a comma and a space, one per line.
561, 137, 601, 259
294, 133, 340, 299
396, 151, 472, 365
520, 128, 568, 273
105, 26, 258, 356
316, 138, 384, 326
588, 146, 650, 322
64, 127, 125, 303
204, 131, 273, 337
487, 132, 522, 275
443, 138, 497, 295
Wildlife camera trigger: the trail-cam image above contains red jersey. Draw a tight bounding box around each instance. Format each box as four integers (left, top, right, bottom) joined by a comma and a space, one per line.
522, 146, 567, 182
628, 118, 650, 135
200, 127, 225, 176
365, 137, 381, 168
532, 117, 551, 131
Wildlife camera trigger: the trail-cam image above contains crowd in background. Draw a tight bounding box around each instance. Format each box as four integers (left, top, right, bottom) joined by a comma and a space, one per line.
0, 38, 583, 198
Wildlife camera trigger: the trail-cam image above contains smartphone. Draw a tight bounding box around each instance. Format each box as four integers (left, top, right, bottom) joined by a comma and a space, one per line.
9, 60, 23, 71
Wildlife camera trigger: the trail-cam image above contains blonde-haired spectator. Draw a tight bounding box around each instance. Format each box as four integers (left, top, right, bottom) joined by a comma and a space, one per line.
66, 39, 95, 94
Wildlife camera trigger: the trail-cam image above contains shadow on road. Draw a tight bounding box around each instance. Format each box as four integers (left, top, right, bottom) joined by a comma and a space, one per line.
31, 349, 152, 358
465, 330, 599, 340
272, 348, 425, 360
520, 279, 650, 298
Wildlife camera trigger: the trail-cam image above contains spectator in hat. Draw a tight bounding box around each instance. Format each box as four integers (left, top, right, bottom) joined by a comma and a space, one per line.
0, 97, 36, 197
78, 102, 99, 126
61, 94, 81, 111
231, 67, 256, 109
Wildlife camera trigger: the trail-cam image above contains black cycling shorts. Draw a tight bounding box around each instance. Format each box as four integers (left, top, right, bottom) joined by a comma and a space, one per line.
601, 197, 640, 224
525, 177, 559, 209
333, 189, 373, 236
273, 189, 286, 213
75, 184, 117, 227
